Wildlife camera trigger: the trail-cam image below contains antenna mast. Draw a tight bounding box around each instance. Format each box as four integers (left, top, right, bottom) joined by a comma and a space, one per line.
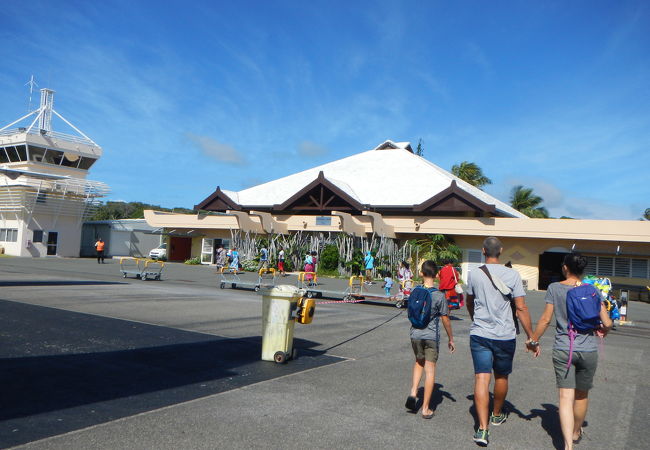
38, 88, 55, 131
24, 75, 38, 112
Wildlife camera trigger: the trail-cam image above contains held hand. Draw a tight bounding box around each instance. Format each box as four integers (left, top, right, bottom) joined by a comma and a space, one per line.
448, 340, 455, 354
525, 340, 541, 357
595, 326, 608, 338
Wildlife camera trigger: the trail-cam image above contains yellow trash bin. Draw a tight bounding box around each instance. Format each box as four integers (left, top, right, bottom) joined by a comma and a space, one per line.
261, 285, 301, 363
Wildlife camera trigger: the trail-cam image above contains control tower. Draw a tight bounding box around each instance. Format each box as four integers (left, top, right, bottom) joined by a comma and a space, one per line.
0, 87, 109, 257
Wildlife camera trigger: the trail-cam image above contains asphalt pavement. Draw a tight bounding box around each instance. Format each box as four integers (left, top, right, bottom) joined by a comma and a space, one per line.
0, 257, 648, 449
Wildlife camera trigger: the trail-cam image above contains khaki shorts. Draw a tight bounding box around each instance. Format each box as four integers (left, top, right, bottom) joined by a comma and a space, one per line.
411, 339, 439, 363
552, 349, 598, 391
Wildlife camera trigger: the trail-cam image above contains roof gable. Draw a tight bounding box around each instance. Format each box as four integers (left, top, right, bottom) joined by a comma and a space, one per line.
414, 180, 497, 214
195, 186, 241, 211
273, 171, 364, 212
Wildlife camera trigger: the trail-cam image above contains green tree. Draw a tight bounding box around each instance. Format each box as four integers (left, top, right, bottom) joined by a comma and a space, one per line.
451, 161, 492, 189
90, 201, 193, 220
510, 185, 549, 218
319, 244, 339, 271
415, 138, 424, 156
644, 208, 650, 221
411, 234, 462, 266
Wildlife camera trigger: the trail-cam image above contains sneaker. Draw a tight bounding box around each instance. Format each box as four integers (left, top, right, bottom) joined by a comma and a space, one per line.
490, 411, 508, 426
473, 428, 489, 446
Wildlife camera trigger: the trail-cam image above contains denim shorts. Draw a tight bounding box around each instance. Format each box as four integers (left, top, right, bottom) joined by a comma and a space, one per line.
470, 335, 516, 375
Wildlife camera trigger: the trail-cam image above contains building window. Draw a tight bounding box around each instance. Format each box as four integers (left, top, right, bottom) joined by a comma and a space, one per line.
631, 259, 649, 279
33, 230, 44, 243
0, 228, 18, 242
585, 256, 597, 275
614, 258, 630, 278
36, 191, 48, 203
597, 257, 613, 276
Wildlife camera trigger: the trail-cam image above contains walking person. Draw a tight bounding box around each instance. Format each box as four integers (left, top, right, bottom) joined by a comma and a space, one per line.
364, 251, 375, 284
258, 246, 269, 270
382, 271, 394, 297
304, 253, 315, 285
95, 237, 105, 264
215, 244, 226, 271
466, 237, 537, 446
405, 260, 455, 419
438, 259, 462, 311
529, 253, 612, 450
277, 247, 286, 276
229, 247, 239, 271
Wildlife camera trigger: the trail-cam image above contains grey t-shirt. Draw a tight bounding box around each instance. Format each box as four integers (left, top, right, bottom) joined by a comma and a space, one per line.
410, 289, 449, 341
545, 282, 599, 352
467, 264, 526, 340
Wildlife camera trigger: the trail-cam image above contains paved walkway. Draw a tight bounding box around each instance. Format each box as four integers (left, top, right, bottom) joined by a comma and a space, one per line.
0, 258, 648, 449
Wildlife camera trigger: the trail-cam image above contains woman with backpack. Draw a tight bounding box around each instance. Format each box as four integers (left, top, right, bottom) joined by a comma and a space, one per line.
530, 253, 612, 449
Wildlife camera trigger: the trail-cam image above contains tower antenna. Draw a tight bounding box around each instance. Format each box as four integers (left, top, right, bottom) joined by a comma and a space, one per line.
24, 75, 38, 112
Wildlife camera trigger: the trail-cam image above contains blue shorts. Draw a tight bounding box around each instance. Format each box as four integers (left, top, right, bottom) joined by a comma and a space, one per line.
470, 335, 516, 375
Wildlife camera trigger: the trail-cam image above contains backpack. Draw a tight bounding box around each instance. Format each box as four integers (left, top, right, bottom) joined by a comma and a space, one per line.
565, 283, 602, 369
407, 286, 436, 329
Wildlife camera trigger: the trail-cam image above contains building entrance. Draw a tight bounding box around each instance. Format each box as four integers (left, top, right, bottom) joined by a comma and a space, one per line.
538, 251, 569, 290
169, 236, 192, 262
46, 232, 58, 256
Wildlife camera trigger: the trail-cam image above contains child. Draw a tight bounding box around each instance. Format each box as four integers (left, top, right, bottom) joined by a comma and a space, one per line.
405, 260, 455, 419
383, 271, 394, 297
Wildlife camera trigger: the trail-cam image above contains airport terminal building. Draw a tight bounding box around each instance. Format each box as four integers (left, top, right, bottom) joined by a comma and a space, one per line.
144, 140, 650, 297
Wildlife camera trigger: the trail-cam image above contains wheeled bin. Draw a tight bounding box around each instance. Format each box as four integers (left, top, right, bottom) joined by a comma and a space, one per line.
261, 285, 314, 363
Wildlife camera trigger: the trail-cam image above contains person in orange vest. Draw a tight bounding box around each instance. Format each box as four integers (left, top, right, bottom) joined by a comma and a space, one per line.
95, 238, 106, 264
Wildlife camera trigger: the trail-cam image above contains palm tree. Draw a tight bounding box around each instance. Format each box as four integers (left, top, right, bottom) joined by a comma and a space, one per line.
510, 185, 549, 218
451, 161, 492, 189
410, 234, 462, 266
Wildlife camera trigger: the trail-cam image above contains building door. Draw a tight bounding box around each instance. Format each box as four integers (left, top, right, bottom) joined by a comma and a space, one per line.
538, 252, 568, 290
46, 232, 58, 256
201, 238, 214, 264
169, 236, 192, 262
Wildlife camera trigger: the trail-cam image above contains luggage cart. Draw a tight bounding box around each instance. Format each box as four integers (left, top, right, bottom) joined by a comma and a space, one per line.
342, 276, 365, 301
220, 267, 277, 291
219, 267, 241, 289
120, 257, 144, 279
140, 259, 164, 280
119, 258, 164, 280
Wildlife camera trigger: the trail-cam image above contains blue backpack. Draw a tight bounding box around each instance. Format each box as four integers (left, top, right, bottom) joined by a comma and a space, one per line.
565, 283, 602, 368
567, 284, 602, 333
407, 286, 436, 329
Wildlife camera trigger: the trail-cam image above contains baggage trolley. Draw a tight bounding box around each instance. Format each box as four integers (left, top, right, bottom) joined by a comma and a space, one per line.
343, 276, 365, 301
120, 257, 144, 279
219, 267, 241, 289
140, 259, 164, 280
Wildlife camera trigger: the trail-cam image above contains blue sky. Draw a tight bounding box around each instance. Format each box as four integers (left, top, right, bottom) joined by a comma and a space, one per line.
1, 0, 648, 219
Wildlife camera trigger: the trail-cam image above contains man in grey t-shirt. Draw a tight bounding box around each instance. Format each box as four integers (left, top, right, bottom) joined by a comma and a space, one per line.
466, 237, 537, 446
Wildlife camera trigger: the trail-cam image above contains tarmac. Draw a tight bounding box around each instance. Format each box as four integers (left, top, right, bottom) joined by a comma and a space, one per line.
0, 257, 648, 449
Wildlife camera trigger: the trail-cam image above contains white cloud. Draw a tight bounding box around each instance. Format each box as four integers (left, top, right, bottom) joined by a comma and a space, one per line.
297, 141, 328, 157
187, 133, 246, 165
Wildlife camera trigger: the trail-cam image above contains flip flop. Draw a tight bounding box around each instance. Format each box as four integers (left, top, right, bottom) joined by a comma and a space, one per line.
422, 411, 435, 419
405, 396, 417, 411
573, 427, 584, 444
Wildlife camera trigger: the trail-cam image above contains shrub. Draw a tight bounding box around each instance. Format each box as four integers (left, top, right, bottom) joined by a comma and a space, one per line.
320, 244, 339, 271
241, 259, 259, 272
184, 257, 201, 265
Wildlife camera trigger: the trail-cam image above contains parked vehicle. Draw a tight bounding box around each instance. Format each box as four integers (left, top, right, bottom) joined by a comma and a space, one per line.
149, 243, 167, 260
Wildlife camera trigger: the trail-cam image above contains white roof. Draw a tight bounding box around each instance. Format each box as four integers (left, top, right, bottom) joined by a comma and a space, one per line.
232, 142, 526, 218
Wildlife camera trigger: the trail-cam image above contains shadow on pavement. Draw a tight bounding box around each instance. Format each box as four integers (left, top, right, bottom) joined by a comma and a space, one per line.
0, 299, 340, 448
407, 384, 457, 415
466, 394, 530, 431
527, 403, 564, 450
0, 280, 127, 287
